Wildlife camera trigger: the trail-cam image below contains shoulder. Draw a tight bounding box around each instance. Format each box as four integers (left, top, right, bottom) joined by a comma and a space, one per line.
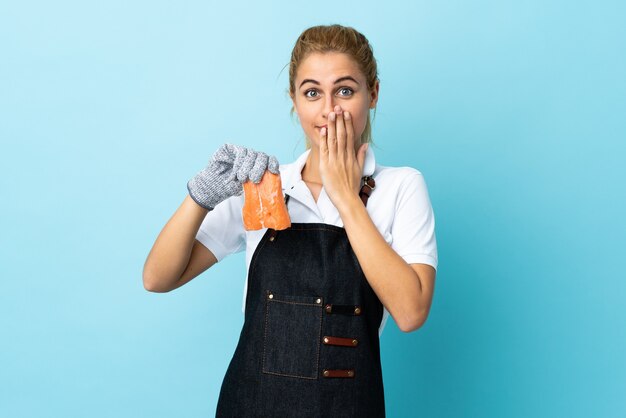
365, 164, 433, 222
373, 164, 424, 180
372, 164, 429, 196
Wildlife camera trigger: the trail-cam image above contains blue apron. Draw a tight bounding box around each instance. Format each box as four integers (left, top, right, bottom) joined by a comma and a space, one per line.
216, 177, 385, 417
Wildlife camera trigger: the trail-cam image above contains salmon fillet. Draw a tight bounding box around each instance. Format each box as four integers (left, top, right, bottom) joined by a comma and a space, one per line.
242, 171, 291, 231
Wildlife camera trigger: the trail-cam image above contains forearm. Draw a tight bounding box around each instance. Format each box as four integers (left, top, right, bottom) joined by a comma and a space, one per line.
143, 195, 209, 292
338, 196, 425, 331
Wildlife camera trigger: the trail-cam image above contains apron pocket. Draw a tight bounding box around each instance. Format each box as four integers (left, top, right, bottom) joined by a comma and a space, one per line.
262, 291, 323, 379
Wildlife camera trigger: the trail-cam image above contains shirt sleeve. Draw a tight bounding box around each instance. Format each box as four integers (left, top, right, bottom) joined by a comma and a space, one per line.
195, 194, 246, 262
390, 169, 438, 271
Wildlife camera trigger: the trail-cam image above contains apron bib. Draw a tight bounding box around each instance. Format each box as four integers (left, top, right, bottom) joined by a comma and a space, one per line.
217, 180, 385, 417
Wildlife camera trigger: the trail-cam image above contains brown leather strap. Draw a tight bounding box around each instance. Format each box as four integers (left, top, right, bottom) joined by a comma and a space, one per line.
359, 176, 376, 206
322, 369, 355, 378
322, 336, 359, 347
324, 304, 362, 316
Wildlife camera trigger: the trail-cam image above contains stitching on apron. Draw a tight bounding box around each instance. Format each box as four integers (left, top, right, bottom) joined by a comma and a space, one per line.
262, 296, 270, 376
261, 370, 319, 380
262, 294, 323, 380
267, 301, 321, 306
287, 227, 344, 233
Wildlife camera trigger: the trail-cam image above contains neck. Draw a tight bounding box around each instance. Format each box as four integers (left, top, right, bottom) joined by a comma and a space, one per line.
301, 147, 321, 183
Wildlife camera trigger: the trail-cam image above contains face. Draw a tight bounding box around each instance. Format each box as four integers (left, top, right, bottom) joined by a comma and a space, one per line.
291, 52, 379, 149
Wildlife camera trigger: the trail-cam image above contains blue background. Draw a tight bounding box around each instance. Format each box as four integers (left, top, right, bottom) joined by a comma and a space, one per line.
1, 1, 625, 417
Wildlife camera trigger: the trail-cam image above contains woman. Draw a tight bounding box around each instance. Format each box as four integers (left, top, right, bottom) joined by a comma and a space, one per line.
143, 24, 438, 417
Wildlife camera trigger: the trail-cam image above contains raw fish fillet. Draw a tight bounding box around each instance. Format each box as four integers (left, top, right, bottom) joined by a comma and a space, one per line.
242, 171, 291, 231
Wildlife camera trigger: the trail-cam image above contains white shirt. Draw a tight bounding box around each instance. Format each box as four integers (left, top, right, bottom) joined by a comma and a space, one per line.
196, 147, 438, 336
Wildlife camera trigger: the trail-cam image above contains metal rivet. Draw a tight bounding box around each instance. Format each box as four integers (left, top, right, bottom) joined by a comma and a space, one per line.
315, 298, 321, 304
323, 337, 329, 343
354, 307, 361, 315
269, 236, 275, 242
323, 370, 329, 377
347, 370, 354, 377
268, 294, 273, 299
352, 339, 358, 346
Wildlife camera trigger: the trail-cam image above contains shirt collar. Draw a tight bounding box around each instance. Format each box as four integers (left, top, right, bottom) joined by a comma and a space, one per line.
281, 145, 377, 191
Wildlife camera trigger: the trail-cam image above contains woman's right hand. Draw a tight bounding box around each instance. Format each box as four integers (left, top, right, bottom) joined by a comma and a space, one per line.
187, 143, 280, 210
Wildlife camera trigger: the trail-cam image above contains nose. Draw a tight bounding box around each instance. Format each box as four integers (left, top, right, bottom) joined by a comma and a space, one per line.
322, 96, 337, 119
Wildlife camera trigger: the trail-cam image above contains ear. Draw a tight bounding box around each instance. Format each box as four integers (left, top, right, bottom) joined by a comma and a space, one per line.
369, 80, 379, 109
291, 96, 299, 117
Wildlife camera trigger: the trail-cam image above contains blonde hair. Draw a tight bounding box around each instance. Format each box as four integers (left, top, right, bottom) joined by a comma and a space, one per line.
288, 24, 379, 148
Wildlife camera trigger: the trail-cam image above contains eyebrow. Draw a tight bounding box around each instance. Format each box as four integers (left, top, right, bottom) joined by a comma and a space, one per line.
299, 76, 360, 89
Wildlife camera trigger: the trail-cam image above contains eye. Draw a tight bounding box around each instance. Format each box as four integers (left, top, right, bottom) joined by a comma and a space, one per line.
338, 87, 354, 97
304, 89, 319, 98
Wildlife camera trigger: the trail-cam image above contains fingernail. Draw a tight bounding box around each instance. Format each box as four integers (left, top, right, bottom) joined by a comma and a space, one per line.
321, 127, 327, 136
344, 111, 350, 120
335, 105, 341, 113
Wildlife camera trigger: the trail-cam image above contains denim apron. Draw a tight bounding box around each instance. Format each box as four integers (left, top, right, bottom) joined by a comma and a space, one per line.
216, 177, 385, 417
